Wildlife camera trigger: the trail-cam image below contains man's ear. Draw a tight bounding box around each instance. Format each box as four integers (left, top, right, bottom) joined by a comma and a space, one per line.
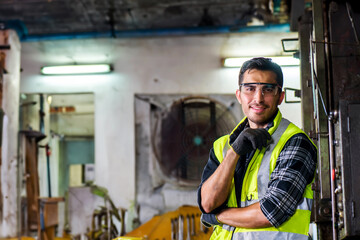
236, 89, 242, 104
278, 91, 285, 105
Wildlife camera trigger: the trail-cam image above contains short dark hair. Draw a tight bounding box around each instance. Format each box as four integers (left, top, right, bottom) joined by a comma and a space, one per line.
238, 57, 283, 88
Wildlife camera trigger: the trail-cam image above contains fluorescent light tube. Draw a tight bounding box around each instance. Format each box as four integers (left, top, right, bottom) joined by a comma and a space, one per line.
41, 64, 112, 75
223, 56, 299, 68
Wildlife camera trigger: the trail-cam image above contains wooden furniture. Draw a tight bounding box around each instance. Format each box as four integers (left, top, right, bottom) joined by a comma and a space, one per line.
20, 130, 63, 240
21, 130, 45, 233
39, 197, 64, 240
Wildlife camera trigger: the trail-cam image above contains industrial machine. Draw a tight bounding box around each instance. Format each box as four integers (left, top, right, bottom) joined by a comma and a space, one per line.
296, 1, 360, 239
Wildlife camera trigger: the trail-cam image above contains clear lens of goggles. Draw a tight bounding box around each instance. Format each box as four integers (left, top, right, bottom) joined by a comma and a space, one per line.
239, 83, 281, 96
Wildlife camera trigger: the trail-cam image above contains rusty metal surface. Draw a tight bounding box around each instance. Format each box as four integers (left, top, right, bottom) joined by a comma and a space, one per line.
303, 1, 360, 239
0, 0, 287, 39
299, 9, 333, 228
336, 103, 360, 239
327, 1, 360, 239
299, 9, 315, 147
310, 4, 333, 238
328, 1, 360, 103
312, 0, 331, 202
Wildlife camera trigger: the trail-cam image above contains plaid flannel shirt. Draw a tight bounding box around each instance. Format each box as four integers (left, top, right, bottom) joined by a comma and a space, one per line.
197, 116, 317, 227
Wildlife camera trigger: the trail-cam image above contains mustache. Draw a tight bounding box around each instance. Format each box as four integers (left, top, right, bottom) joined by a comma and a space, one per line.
249, 103, 268, 108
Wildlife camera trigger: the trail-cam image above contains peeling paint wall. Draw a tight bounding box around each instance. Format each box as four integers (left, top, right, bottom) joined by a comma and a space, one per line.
0, 30, 21, 237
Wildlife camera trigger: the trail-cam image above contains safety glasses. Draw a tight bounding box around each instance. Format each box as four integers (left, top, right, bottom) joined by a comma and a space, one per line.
239, 83, 282, 97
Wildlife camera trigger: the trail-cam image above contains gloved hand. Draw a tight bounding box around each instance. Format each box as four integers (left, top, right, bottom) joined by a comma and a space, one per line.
201, 213, 222, 228
231, 128, 271, 156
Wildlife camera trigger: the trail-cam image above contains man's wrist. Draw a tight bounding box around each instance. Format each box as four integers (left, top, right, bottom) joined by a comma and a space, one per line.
215, 214, 222, 224
227, 148, 240, 158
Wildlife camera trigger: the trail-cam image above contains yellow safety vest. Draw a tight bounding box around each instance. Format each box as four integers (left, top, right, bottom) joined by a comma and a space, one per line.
210, 111, 316, 240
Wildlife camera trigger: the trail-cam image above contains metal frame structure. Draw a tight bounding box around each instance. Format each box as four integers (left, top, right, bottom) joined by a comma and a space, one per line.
299, 1, 360, 239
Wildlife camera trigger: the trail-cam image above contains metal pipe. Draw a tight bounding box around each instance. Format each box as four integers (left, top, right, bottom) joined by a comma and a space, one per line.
324, 2, 336, 239
39, 94, 45, 134
328, 112, 337, 240
45, 144, 51, 198
19, 23, 291, 42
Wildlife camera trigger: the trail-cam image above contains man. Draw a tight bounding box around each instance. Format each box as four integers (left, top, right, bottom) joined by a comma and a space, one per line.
198, 57, 317, 239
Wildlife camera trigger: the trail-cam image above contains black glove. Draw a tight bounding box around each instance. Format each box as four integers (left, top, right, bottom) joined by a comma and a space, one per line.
231, 128, 271, 156
201, 213, 222, 228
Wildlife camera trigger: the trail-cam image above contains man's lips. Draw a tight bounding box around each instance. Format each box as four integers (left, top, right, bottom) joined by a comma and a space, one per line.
250, 105, 267, 113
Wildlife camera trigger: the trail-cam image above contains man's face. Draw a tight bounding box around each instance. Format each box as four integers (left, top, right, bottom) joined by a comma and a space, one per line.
236, 69, 285, 129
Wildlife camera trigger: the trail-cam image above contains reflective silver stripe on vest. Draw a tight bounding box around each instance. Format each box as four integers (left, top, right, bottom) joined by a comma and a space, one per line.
222, 224, 236, 232
223, 140, 231, 159
257, 118, 290, 200
232, 231, 309, 240
241, 118, 291, 207
298, 197, 313, 210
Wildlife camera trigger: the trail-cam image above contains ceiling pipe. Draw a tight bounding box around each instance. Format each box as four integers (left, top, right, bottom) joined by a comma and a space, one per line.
18, 23, 290, 42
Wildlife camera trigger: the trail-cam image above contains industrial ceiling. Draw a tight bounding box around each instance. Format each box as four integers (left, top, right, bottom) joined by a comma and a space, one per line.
0, 0, 293, 40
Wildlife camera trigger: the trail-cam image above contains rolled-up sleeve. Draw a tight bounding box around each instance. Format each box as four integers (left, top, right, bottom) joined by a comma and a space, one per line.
259, 133, 317, 227
197, 148, 222, 213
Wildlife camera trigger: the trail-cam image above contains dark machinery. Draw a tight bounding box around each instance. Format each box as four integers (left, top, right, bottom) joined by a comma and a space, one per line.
297, 0, 360, 239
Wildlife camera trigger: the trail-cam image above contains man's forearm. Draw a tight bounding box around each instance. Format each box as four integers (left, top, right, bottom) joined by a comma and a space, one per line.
216, 202, 272, 228
201, 149, 239, 213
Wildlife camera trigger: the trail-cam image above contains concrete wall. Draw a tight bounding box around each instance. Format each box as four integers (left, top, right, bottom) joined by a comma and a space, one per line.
19, 31, 300, 234
0, 30, 21, 237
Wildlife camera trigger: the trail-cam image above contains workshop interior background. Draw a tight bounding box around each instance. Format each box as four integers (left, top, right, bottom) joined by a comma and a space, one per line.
1, 0, 359, 239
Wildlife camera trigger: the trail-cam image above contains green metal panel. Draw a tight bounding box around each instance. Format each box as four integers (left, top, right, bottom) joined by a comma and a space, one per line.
58, 138, 94, 197
64, 139, 94, 165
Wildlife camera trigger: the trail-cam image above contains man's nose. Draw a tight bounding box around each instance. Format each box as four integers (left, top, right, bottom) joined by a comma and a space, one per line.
253, 87, 264, 102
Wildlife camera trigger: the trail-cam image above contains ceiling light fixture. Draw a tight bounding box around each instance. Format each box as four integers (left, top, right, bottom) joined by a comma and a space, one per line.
40, 64, 112, 75
222, 56, 299, 68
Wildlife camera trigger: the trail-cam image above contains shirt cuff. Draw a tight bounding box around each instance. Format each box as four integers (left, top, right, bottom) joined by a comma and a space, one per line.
197, 185, 207, 213
260, 198, 285, 228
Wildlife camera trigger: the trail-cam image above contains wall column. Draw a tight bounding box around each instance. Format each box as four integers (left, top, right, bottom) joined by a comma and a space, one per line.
0, 29, 21, 237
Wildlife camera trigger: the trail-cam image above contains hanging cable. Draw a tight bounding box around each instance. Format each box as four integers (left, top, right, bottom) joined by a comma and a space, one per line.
310, 28, 338, 240
310, 38, 329, 118
346, 2, 360, 45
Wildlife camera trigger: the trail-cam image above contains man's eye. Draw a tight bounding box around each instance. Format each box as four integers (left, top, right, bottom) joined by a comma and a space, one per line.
263, 87, 275, 93
245, 86, 256, 91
